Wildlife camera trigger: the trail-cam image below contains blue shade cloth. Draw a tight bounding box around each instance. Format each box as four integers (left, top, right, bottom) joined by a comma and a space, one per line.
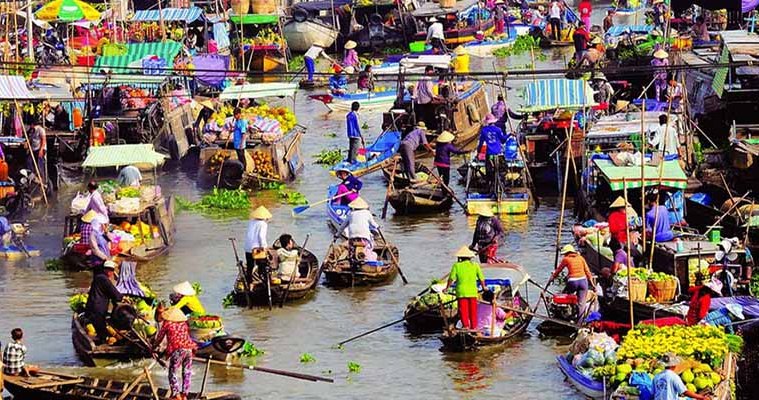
293, 0, 350, 12
605, 25, 653, 37
213, 22, 230, 50
132, 7, 205, 23
116, 261, 146, 297
520, 79, 597, 112
710, 296, 759, 319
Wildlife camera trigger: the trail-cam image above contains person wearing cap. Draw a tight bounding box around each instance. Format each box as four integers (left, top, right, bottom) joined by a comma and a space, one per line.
153, 307, 197, 400
85, 181, 109, 224
425, 17, 447, 54
335, 167, 362, 206
702, 304, 744, 334
591, 72, 614, 106
346, 101, 362, 163
445, 246, 488, 330
400, 121, 434, 181
329, 67, 348, 95
549, 244, 596, 319
651, 49, 669, 101
85, 260, 123, 343
118, 165, 142, 187
304, 42, 336, 82
170, 281, 206, 316
686, 274, 723, 325
603, 10, 614, 33
470, 208, 504, 263
245, 206, 272, 280
653, 353, 710, 400
342, 40, 359, 74
477, 113, 508, 188
434, 131, 466, 185
607, 196, 631, 245
548, 0, 562, 40
338, 197, 379, 262
493, 0, 506, 36
357, 64, 374, 91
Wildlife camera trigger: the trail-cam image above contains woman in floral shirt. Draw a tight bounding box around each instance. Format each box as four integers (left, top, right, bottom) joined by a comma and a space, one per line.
154, 307, 197, 400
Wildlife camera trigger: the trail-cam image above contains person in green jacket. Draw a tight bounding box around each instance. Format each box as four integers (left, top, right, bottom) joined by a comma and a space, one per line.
445, 246, 488, 330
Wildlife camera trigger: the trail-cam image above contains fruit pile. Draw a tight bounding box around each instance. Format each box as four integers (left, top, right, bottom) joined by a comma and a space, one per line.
615, 324, 737, 367
250, 150, 280, 180
246, 28, 283, 47
212, 104, 297, 136
207, 151, 230, 175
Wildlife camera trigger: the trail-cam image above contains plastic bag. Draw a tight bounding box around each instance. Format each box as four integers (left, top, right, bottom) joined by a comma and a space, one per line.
629, 371, 654, 400
70, 192, 90, 214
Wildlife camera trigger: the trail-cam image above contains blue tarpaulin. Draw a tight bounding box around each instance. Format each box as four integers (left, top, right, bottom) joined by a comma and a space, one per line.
520, 79, 597, 112
605, 25, 654, 37
132, 7, 206, 23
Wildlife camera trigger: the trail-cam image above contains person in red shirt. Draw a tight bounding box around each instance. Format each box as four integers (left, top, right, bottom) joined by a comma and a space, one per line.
607, 196, 630, 245
686, 275, 722, 325
578, 0, 592, 28
572, 21, 591, 63
154, 307, 198, 400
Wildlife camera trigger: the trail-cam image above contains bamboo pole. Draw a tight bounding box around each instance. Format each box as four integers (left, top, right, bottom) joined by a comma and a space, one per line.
640, 100, 646, 253
13, 100, 48, 205
648, 93, 675, 268
552, 114, 576, 270
623, 177, 634, 330
158, 0, 166, 41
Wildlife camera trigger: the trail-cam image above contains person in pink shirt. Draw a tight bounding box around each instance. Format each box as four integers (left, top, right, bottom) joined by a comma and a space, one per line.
578, 0, 592, 29
343, 40, 360, 73
476, 290, 507, 336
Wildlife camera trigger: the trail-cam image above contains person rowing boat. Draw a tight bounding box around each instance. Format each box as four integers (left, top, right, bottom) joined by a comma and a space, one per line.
445, 246, 488, 331
470, 208, 504, 263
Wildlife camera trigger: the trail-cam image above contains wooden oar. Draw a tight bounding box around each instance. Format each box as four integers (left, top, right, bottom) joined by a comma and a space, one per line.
292, 191, 354, 215
376, 227, 407, 284
427, 168, 468, 213
192, 357, 334, 383
381, 158, 399, 219
229, 238, 253, 309
705, 191, 752, 236
280, 234, 311, 307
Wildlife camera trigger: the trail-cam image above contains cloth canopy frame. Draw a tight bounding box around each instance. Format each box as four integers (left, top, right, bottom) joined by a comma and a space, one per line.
132, 7, 206, 24
593, 159, 688, 191
82, 144, 167, 169
220, 82, 298, 100
93, 40, 184, 74
520, 79, 597, 112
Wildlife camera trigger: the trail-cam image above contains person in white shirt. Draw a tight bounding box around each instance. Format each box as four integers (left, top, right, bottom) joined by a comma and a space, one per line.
244, 206, 271, 280
338, 197, 379, 262
648, 114, 679, 156
425, 17, 447, 54
549, 1, 562, 40
275, 234, 299, 282
303, 42, 336, 82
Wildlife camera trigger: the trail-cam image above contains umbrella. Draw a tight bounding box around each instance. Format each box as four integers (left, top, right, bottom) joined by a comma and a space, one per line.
35, 0, 100, 22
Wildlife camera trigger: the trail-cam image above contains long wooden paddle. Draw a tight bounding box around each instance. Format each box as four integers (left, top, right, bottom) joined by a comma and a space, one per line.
376, 227, 407, 284
293, 190, 353, 215
381, 158, 399, 219
280, 234, 311, 307
427, 168, 468, 213
192, 357, 333, 383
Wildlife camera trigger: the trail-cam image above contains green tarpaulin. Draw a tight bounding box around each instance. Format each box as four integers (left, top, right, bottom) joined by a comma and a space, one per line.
93, 41, 183, 74
83, 144, 166, 168
594, 159, 688, 191
230, 14, 279, 24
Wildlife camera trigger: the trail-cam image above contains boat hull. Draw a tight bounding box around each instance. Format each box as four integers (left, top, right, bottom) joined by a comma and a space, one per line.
557, 355, 606, 399
388, 188, 452, 215
466, 197, 530, 215
321, 242, 399, 288
322, 91, 397, 113
282, 20, 338, 52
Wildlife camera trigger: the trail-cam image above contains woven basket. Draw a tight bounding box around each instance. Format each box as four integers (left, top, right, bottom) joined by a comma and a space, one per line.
647, 279, 677, 303
628, 278, 647, 302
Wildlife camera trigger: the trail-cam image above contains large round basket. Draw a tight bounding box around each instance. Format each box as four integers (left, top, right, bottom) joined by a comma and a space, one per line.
647, 279, 677, 303
230, 0, 250, 14
251, 0, 276, 14
628, 278, 647, 302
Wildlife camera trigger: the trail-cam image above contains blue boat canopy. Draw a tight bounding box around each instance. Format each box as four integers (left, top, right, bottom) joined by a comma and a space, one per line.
519, 79, 597, 112
605, 25, 653, 37
293, 0, 351, 12
132, 7, 206, 24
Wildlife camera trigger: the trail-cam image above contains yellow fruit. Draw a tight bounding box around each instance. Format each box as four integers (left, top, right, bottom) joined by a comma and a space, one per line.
681, 369, 694, 383
85, 324, 97, 337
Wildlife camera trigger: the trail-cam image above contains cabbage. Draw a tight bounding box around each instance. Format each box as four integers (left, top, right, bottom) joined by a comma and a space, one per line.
604, 349, 618, 365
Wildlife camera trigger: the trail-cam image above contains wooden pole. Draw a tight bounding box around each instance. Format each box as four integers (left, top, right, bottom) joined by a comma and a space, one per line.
623, 177, 634, 328
158, 0, 166, 41
13, 100, 48, 205
199, 357, 211, 398
381, 158, 398, 219
640, 100, 646, 253
552, 114, 575, 269
142, 365, 159, 400
192, 357, 334, 383
648, 94, 675, 268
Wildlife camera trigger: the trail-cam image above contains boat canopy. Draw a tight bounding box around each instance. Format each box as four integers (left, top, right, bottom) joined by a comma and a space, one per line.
132, 7, 206, 24
292, 0, 351, 12
220, 82, 298, 100
604, 24, 653, 37
93, 40, 184, 74
0, 75, 72, 101
412, 0, 481, 17
229, 14, 280, 25
593, 158, 688, 191
519, 79, 597, 112
82, 144, 167, 168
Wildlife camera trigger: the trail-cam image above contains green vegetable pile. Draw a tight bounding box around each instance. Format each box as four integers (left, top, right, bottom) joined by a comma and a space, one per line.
117, 187, 140, 198
347, 361, 361, 373
46, 258, 64, 271
289, 55, 304, 72
313, 148, 343, 166
97, 180, 120, 195
222, 293, 235, 308
493, 35, 542, 58
410, 292, 457, 312
278, 188, 308, 205
69, 293, 88, 312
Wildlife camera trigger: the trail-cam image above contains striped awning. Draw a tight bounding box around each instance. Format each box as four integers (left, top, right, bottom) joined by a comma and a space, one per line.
520, 79, 597, 112
605, 25, 654, 37
83, 144, 166, 168
594, 159, 688, 191
0, 75, 35, 100
229, 14, 279, 25
132, 7, 205, 23
93, 41, 183, 74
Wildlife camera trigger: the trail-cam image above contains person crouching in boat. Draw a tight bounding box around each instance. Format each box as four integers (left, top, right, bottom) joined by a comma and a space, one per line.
549, 245, 596, 321
445, 246, 489, 331
334, 167, 362, 206
170, 281, 206, 316
476, 289, 507, 337
153, 307, 197, 400
470, 208, 504, 263
339, 197, 379, 262
329, 67, 348, 95
85, 260, 123, 344
276, 234, 300, 282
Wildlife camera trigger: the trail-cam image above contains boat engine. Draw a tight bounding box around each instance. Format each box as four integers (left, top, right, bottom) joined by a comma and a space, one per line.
547, 293, 579, 322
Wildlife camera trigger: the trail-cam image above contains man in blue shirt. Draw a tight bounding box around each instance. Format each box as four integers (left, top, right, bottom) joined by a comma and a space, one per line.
477, 114, 508, 191
346, 102, 362, 163
233, 108, 248, 171
645, 193, 675, 242
653, 353, 709, 400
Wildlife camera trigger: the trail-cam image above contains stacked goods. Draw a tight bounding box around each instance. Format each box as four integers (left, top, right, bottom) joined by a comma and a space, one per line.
119, 87, 155, 110
408, 291, 457, 312
566, 331, 620, 380
206, 151, 230, 175
189, 315, 225, 342
646, 272, 678, 303
211, 104, 297, 138
250, 150, 280, 180
72, 292, 158, 342
243, 28, 283, 47
616, 268, 649, 302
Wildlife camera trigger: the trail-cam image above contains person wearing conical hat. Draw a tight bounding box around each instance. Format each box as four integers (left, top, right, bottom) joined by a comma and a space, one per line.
245, 205, 272, 280
549, 244, 595, 320
470, 208, 504, 263
651, 48, 669, 101
80, 209, 110, 269
334, 166, 363, 206
153, 307, 197, 400
451, 46, 469, 74
342, 40, 359, 74
338, 197, 379, 261
434, 131, 467, 185
607, 196, 631, 245
444, 246, 488, 330
170, 281, 206, 316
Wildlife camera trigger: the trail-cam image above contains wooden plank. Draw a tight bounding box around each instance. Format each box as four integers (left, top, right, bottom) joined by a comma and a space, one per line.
26, 378, 84, 389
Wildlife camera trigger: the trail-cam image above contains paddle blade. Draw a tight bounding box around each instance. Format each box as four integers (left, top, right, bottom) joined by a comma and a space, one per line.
292, 204, 310, 215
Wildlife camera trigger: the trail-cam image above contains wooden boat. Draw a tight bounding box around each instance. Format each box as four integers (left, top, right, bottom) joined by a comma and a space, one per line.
310, 89, 398, 113
282, 1, 341, 52
326, 185, 350, 232
388, 183, 453, 215
321, 237, 399, 287
328, 131, 401, 177
463, 36, 515, 57
381, 161, 433, 189
462, 154, 533, 215
411, 0, 495, 46
557, 355, 606, 399
232, 244, 320, 306
230, 14, 288, 74
2, 369, 240, 400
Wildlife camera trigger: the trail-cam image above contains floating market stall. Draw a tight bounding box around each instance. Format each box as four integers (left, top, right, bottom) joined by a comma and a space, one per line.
410, 0, 494, 47
282, 0, 347, 52
198, 82, 304, 189
229, 13, 289, 73
60, 144, 175, 269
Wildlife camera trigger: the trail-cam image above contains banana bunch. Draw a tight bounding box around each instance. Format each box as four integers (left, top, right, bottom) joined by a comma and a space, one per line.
253, 28, 282, 46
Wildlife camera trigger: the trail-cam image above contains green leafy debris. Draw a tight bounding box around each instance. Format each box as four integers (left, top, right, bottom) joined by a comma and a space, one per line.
348, 361, 361, 373
240, 341, 265, 357
299, 353, 316, 363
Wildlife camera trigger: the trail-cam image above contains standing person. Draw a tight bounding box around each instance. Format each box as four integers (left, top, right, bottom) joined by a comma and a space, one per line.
3, 328, 39, 376
578, 0, 592, 29
425, 17, 447, 54
413, 66, 440, 121
476, 114, 508, 187
651, 0, 668, 30
399, 122, 434, 181
572, 21, 591, 64
549, 0, 563, 40
303, 42, 335, 82
607, 196, 630, 245
549, 244, 596, 320
648, 114, 678, 156
118, 165, 142, 187
232, 107, 248, 171
470, 208, 504, 263
445, 246, 488, 330
652, 353, 711, 400
153, 307, 198, 400
491, 94, 526, 130
493, 0, 506, 35
26, 118, 46, 185
84, 261, 123, 343
644, 193, 675, 243
85, 181, 109, 224
603, 10, 614, 33
244, 206, 271, 281
338, 197, 379, 262
591, 72, 614, 105
334, 167, 362, 206
342, 40, 360, 73
651, 49, 669, 102
666, 78, 684, 112
433, 131, 466, 185
345, 102, 362, 164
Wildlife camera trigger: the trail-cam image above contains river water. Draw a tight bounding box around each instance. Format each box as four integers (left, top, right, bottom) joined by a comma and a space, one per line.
0, 17, 615, 400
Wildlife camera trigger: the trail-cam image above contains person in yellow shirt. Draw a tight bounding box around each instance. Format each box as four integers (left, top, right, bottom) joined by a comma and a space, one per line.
170, 281, 206, 316
452, 46, 469, 74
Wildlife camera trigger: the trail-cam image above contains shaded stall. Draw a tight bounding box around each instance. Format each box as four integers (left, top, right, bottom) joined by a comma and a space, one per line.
229, 13, 289, 74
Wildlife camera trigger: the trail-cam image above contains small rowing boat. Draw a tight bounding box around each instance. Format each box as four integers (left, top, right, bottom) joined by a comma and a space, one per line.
557, 355, 606, 399
326, 185, 350, 232
381, 161, 432, 189
310, 89, 398, 113
321, 237, 399, 287
329, 131, 401, 177
2, 369, 240, 400
463, 36, 516, 57
388, 183, 453, 215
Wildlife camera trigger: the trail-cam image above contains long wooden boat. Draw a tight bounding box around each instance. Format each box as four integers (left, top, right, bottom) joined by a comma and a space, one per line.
328, 131, 401, 178
381, 161, 433, 189
2, 370, 240, 400
282, 2, 341, 52
232, 245, 320, 306
557, 355, 606, 399
311, 89, 398, 113
411, 0, 495, 45
321, 237, 399, 287
466, 190, 531, 215
388, 184, 453, 215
